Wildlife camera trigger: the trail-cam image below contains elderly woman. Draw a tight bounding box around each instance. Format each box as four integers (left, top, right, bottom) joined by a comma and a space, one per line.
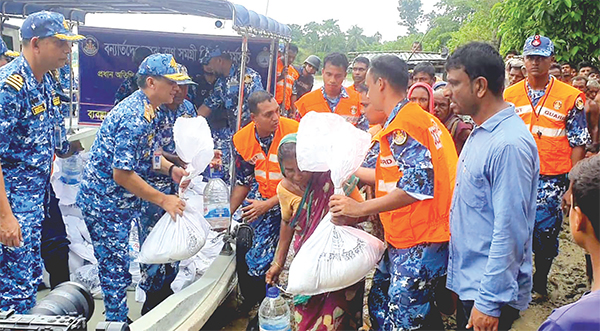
408, 82, 435, 113
265, 134, 365, 331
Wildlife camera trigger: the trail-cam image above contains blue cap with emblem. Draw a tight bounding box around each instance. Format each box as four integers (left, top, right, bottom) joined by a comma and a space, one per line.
0, 39, 19, 58
523, 35, 554, 57
199, 46, 222, 65
21, 11, 84, 41
137, 53, 191, 82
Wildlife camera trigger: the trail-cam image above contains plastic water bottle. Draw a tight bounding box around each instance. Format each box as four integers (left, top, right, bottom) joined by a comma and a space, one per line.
203, 169, 231, 231
259, 287, 291, 331
60, 154, 82, 185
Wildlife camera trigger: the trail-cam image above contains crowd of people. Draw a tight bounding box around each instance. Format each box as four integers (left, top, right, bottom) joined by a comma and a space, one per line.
0, 9, 599, 331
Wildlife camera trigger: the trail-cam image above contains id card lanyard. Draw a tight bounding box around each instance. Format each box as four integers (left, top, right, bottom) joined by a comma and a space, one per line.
524, 76, 555, 138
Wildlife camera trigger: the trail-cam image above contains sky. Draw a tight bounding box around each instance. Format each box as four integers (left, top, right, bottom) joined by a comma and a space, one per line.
80, 0, 440, 42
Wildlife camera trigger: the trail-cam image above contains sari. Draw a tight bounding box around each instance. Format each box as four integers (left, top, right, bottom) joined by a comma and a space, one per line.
289, 171, 364, 331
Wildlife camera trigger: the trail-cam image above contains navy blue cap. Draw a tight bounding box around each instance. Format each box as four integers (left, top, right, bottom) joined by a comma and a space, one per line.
523, 35, 554, 57
137, 53, 191, 82
199, 46, 222, 65
20, 11, 84, 41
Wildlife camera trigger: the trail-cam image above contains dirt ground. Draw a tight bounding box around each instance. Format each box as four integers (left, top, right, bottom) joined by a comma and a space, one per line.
202, 219, 589, 331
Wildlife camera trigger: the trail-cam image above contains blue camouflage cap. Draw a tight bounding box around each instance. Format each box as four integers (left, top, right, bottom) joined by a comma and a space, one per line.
523, 35, 554, 57
199, 46, 222, 65
21, 11, 84, 41
0, 39, 19, 58
137, 53, 191, 82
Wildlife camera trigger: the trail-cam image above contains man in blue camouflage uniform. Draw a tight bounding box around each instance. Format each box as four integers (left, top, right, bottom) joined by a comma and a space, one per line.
0, 11, 83, 313
504, 36, 591, 298
77, 54, 190, 322
138, 64, 197, 314
114, 46, 153, 105
197, 46, 264, 183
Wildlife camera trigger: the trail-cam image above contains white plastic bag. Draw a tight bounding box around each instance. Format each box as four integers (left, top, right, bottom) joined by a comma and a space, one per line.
288, 112, 384, 295
287, 213, 385, 295
138, 203, 211, 264
173, 117, 214, 179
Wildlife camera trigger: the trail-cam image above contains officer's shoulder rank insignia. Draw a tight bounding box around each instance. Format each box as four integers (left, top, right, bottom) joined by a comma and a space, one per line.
143, 102, 155, 123
6, 74, 24, 91
244, 74, 252, 84
575, 96, 584, 110
392, 130, 407, 145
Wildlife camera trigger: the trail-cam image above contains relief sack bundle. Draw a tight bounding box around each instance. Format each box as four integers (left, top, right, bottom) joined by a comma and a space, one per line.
287, 112, 385, 295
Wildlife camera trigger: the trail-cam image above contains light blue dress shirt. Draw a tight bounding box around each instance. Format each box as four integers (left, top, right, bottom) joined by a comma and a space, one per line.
447, 105, 540, 317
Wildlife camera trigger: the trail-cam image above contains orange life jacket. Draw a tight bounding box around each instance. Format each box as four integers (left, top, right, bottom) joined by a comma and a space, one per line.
375, 102, 457, 249
232, 117, 299, 198
504, 77, 584, 175
294, 88, 362, 126
275, 58, 299, 111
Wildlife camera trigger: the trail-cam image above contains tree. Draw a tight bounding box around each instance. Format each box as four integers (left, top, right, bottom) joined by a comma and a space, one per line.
493, 0, 600, 63
397, 0, 423, 35
346, 25, 368, 52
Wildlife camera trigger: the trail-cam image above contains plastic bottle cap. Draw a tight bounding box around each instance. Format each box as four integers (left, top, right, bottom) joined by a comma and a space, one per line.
266, 286, 279, 298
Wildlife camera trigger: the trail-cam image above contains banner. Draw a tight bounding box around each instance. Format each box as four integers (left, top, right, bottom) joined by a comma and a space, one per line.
78, 26, 274, 125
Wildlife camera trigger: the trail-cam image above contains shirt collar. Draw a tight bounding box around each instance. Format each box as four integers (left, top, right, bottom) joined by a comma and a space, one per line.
320, 86, 350, 100
478, 105, 516, 132
384, 99, 409, 129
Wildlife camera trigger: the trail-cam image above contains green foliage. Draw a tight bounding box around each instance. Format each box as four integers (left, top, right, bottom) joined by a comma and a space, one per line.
397, 0, 424, 35
493, 0, 600, 64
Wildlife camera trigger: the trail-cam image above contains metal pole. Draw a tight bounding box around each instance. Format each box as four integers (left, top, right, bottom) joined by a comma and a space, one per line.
229, 33, 248, 187
265, 38, 276, 93
279, 42, 289, 116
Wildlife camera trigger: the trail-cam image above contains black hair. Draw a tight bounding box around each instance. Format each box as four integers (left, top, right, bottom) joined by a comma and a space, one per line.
506, 49, 519, 56
133, 47, 153, 66
550, 63, 562, 71
413, 62, 436, 79
323, 52, 349, 71
355, 83, 369, 93
561, 62, 575, 68
572, 75, 588, 84
248, 90, 273, 115
369, 54, 409, 92
578, 61, 594, 71
289, 44, 299, 54
277, 141, 297, 177
570, 155, 600, 240
354, 56, 370, 67
445, 42, 505, 97
137, 74, 149, 88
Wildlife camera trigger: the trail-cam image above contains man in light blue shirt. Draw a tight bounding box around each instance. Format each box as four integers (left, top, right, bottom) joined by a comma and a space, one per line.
444, 42, 540, 331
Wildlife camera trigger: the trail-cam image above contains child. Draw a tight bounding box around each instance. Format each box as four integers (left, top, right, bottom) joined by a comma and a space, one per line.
538, 155, 600, 330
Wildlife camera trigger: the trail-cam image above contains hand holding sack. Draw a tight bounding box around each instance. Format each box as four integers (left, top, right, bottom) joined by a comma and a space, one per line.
138, 117, 214, 264
286, 112, 385, 295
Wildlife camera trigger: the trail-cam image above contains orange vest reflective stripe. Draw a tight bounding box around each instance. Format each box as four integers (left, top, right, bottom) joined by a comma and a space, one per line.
294, 88, 362, 126
275, 58, 299, 110
374, 102, 457, 249
504, 77, 584, 175
232, 117, 299, 198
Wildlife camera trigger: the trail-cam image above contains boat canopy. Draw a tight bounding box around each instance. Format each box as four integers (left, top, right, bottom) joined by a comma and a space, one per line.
0, 0, 291, 39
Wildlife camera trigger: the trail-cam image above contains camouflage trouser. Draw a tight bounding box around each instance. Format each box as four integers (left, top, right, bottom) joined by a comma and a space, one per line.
369, 242, 448, 331
534, 174, 569, 260
138, 181, 179, 297
82, 206, 133, 322
0, 201, 44, 313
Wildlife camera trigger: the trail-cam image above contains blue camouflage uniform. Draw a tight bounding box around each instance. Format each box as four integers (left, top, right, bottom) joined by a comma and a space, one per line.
77, 53, 190, 321
114, 76, 137, 105
368, 100, 447, 331
77, 90, 158, 321
138, 99, 196, 301
526, 78, 590, 293
233, 131, 282, 278
0, 11, 81, 313
203, 60, 263, 183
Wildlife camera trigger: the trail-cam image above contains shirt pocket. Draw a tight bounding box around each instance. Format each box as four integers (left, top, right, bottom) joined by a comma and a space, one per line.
458, 165, 488, 209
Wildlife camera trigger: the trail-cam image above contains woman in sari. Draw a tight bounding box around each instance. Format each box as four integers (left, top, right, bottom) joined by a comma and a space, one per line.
408, 82, 435, 114
265, 133, 365, 331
